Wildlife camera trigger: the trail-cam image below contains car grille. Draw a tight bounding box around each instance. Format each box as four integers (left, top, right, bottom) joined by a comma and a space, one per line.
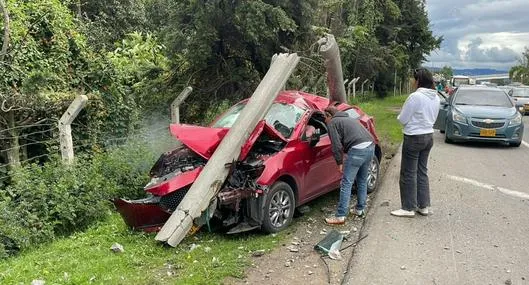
160, 188, 189, 212
471, 121, 505, 129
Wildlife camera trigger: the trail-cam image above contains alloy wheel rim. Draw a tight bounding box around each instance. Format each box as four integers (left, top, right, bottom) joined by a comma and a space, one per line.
367, 158, 378, 189
268, 190, 291, 228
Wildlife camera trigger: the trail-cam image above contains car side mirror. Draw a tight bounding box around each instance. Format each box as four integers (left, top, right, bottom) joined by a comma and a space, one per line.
508, 89, 513, 96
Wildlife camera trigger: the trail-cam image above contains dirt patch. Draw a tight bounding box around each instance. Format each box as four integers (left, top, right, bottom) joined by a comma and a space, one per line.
223, 155, 396, 285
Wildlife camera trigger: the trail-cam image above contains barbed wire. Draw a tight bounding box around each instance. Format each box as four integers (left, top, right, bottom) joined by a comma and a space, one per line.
0, 121, 59, 134
0, 139, 58, 154
0, 127, 58, 140
0, 153, 54, 172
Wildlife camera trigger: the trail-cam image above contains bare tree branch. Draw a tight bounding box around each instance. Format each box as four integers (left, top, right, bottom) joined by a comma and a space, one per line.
0, 0, 10, 61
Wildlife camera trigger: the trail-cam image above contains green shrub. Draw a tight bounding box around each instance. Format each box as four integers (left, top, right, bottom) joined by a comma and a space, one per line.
0, 136, 173, 258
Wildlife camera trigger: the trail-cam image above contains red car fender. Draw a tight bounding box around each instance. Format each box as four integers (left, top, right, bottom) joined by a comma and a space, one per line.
255, 150, 302, 203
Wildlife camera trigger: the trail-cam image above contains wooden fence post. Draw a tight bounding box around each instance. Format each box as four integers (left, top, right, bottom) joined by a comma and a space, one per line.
171, 86, 193, 124
156, 53, 300, 247
59, 95, 88, 164
361, 79, 369, 95
348, 77, 360, 100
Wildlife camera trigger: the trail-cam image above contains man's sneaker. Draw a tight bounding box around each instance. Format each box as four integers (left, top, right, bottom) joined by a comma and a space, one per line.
325, 216, 345, 225
417, 207, 429, 216
390, 209, 415, 217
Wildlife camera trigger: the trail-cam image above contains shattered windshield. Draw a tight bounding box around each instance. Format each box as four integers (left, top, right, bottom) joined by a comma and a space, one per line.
213, 102, 306, 138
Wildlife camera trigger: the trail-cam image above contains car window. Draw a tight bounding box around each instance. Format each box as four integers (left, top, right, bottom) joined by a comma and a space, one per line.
212, 102, 306, 138
212, 103, 246, 128
344, 108, 361, 119
512, 88, 529, 98
454, 89, 513, 107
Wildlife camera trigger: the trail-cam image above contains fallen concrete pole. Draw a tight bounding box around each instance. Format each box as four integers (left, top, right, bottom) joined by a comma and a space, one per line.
156, 53, 300, 246
319, 34, 347, 104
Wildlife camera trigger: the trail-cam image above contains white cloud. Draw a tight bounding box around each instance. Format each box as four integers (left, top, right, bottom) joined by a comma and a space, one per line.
425, 0, 529, 70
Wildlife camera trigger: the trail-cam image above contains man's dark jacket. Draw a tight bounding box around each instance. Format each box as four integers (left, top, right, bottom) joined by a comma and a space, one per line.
327, 111, 374, 165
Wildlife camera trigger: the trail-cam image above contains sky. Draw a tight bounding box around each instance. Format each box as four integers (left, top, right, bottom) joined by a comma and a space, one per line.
424, 0, 529, 71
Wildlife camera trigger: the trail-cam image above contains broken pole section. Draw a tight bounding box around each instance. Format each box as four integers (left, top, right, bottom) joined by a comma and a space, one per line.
319, 34, 346, 104
171, 86, 193, 124
156, 53, 300, 246
59, 95, 88, 164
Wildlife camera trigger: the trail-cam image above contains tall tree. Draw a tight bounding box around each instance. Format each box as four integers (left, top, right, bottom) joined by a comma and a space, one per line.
509, 48, 529, 85
439, 65, 454, 80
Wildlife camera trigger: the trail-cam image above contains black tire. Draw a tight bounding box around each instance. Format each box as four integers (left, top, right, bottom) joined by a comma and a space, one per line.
444, 134, 453, 144
510, 141, 521, 147
367, 156, 380, 194
261, 182, 295, 233
440, 130, 445, 134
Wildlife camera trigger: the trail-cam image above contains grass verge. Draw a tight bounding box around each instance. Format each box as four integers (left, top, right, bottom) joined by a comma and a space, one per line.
0, 213, 287, 285
353, 94, 408, 154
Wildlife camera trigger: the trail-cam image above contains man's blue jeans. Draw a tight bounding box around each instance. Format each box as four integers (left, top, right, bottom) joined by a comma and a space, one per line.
336, 144, 375, 217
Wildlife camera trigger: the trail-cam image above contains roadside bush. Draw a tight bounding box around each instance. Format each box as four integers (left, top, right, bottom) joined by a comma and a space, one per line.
0, 136, 172, 259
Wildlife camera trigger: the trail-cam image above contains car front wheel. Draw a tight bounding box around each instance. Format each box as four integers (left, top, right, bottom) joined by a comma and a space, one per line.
261, 182, 295, 233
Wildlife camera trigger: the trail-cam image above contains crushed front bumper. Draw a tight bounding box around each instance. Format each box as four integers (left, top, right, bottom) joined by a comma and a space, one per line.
113, 196, 171, 232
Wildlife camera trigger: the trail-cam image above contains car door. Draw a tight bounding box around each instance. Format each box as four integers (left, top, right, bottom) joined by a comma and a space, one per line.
434, 91, 449, 131
301, 114, 341, 200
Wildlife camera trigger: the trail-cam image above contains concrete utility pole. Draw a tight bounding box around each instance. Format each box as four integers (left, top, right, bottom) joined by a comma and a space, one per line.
59, 95, 88, 164
155, 53, 300, 247
171, 86, 193, 124
318, 34, 347, 104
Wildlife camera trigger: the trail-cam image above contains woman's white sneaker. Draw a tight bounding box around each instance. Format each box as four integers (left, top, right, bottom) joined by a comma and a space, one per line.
417, 207, 429, 216
390, 209, 415, 217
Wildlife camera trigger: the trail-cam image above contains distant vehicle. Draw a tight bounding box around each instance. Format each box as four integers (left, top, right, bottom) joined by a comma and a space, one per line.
450, 75, 472, 87
434, 86, 524, 147
511, 87, 529, 115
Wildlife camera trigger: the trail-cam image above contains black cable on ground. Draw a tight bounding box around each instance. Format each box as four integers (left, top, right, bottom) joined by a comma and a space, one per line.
340, 233, 369, 252
319, 255, 331, 284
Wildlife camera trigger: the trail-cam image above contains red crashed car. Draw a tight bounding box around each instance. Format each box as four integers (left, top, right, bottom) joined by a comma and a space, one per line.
114, 90, 381, 234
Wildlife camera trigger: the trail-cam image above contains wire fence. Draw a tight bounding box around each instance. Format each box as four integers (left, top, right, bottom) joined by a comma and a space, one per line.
0, 117, 173, 186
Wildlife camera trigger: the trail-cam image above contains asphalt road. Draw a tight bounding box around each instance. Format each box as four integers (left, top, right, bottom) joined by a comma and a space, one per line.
345, 116, 529, 285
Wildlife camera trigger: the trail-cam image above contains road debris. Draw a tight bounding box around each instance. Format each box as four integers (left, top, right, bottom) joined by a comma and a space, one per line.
189, 243, 200, 251
287, 246, 299, 252
252, 250, 266, 257
400, 265, 407, 270
110, 243, 124, 253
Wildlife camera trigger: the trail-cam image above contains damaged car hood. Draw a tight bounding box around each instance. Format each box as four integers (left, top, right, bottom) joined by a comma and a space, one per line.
170, 121, 286, 160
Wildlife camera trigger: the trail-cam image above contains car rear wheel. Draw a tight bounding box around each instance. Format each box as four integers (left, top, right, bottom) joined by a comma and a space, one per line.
261, 182, 295, 233
367, 156, 380, 194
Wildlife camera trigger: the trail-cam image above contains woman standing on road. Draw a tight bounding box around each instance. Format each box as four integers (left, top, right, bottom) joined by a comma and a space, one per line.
391, 68, 440, 217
